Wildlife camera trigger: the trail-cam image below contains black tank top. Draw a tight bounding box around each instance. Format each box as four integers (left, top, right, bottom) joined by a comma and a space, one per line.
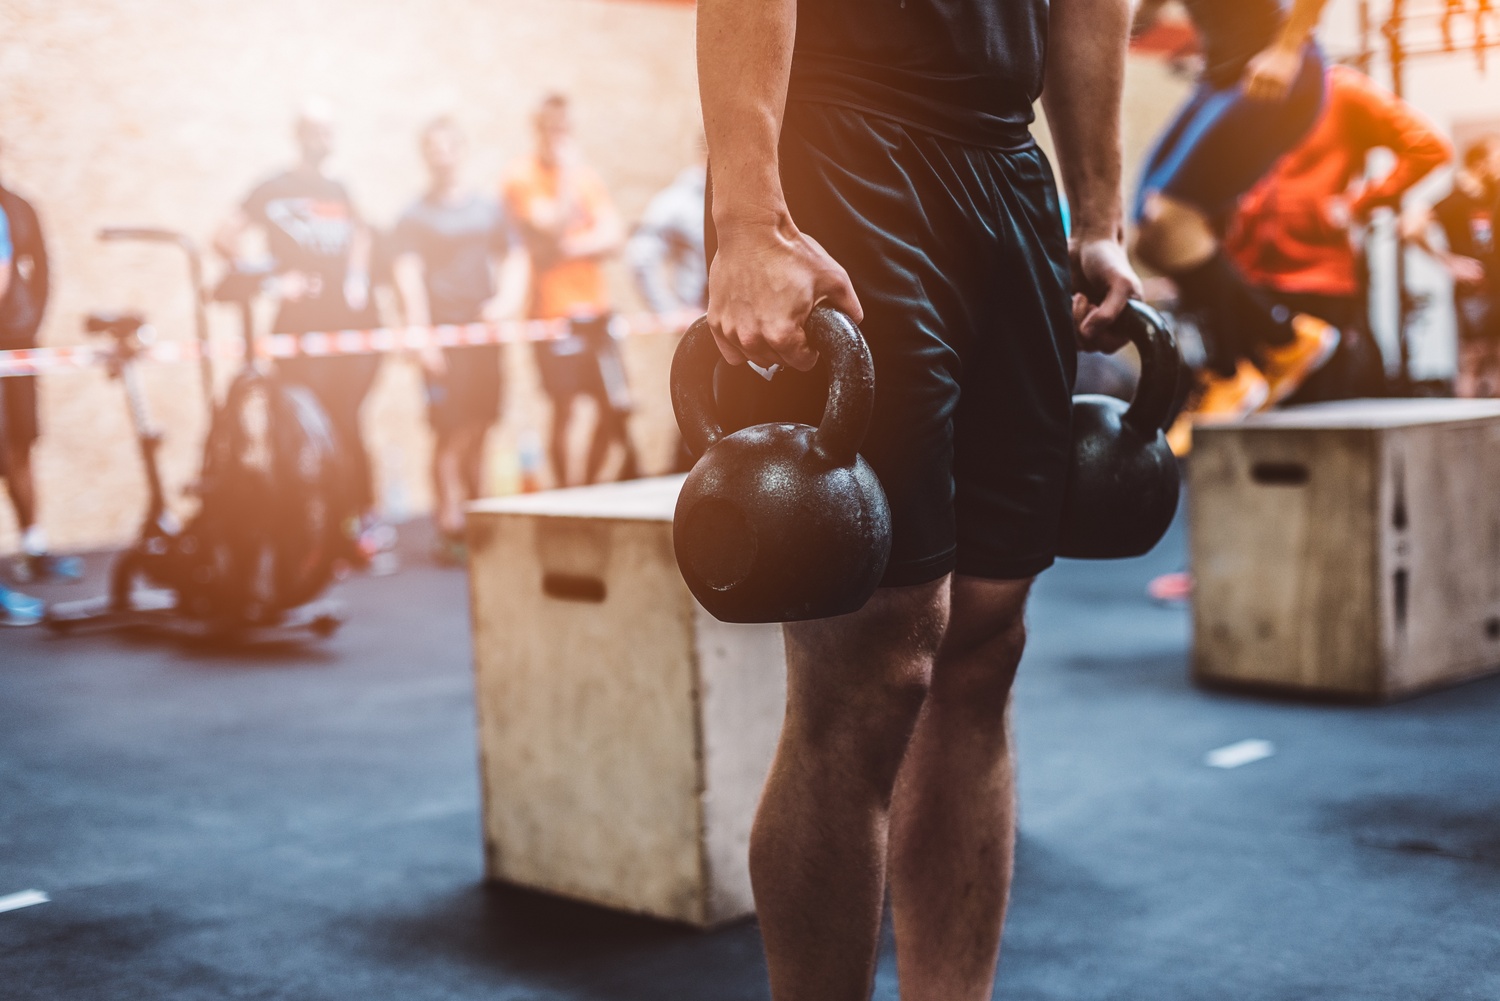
1182, 0, 1287, 86
789, 0, 1048, 150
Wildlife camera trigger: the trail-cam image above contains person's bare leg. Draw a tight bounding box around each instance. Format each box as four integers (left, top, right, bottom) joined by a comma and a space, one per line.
430, 430, 466, 537
1133, 192, 1218, 274
3, 439, 38, 532
889, 575, 1032, 1001
548, 396, 575, 488
752, 577, 950, 1001
583, 403, 615, 485
458, 423, 487, 501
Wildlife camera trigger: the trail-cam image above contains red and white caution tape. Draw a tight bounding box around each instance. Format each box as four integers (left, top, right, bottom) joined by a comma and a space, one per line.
0, 309, 701, 378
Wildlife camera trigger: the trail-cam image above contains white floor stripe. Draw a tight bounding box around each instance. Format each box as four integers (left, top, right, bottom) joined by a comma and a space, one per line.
1205, 739, 1276, 769
0, 890, 49, 914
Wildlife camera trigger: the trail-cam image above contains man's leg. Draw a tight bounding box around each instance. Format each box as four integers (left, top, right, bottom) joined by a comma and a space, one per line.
3, 437, 37, 534
430, 427, 463, 535
752, 578, 950, 1001
547, 394, 575, 488
889, 575, 1031, 1001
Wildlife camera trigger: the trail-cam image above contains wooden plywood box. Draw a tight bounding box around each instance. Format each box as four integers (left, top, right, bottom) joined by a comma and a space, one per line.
1191, 399, 1500, 701
466, 476, 786, 926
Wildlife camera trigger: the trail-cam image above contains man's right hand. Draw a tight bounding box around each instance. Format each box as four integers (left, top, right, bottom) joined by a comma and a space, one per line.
706, 215, 862, 371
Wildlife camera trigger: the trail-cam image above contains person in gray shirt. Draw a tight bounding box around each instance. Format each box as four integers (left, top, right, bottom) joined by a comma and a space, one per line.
392, 116, 522, 564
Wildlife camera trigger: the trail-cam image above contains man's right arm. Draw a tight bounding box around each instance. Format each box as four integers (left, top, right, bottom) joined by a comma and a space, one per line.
698, 0, 859, 370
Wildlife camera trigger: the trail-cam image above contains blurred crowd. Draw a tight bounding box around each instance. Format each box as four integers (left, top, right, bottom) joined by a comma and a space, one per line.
1, 32, 1498, 622
0, 92, 709, 622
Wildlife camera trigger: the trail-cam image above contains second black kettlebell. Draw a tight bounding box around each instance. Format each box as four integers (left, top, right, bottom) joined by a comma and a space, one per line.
1057, 300, 1182, 559
671, 308, 892, 623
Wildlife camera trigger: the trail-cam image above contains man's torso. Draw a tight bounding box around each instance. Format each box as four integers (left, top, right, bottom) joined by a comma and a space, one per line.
244, 170, 357, 281
397, 193, 505, 324
504, 157, 611, 320
788, 0, 1049, 149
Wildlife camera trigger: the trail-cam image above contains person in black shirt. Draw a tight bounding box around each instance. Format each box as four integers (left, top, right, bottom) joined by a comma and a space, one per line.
392, 117, 521, 564
1133, 0, 1338, 425
214, 100, 389, 565
0, 146, 82, 585
699, 0, 1142, 996
1410, 136, 1500, 395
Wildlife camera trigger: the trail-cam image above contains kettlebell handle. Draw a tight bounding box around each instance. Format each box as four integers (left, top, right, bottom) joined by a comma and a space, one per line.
1117, 300, 1180, 437
671, 307, 876, 466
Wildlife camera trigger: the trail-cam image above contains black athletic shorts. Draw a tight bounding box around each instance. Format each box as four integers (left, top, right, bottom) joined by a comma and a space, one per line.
709, 101, 1077, 586
426, 343, 503, 436
533, 315, 633, 415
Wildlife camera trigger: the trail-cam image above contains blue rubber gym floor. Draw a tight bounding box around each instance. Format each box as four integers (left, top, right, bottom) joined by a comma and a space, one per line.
2, 514, 1498, 1000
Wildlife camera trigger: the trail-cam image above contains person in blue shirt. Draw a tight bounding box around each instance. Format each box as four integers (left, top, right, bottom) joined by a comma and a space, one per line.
0, 155, 82, 586
0, 201, 45, 624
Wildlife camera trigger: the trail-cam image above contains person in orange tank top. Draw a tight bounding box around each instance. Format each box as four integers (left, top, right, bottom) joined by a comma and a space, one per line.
503, 94, 635, 487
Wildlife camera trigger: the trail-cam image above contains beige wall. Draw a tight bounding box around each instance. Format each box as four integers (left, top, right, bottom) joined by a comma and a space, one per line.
0, 0, 700, 551
0, 0, 1195, 553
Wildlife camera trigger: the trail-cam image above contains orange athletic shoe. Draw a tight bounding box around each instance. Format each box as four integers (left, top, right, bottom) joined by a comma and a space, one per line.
1258, 314, 1340, 408
1165, 360, 1269, 457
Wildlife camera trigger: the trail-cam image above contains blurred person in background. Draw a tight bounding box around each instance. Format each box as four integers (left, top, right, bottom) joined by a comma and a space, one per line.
1147, 64, 1449, 605
213, 99, 393, 569
1133, 0, 1339, 428
626, 148, 707, 315
1408, 136, 1500, 396
0, 144, 82, 586
0, 200, 47, 624
503, 94, 636, 487
392, 116, 523, 565
1223, 67, 1449, 404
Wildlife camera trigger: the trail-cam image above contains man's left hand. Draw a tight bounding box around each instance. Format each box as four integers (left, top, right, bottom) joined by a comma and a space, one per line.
1070, 236, 1143, 353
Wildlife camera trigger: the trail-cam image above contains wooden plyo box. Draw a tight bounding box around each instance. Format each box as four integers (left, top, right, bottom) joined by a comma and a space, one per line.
1191, 399, 1500, 701
466, 476, 786, 926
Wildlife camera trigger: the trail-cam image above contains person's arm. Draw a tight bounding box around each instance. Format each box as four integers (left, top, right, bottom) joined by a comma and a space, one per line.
213, 207, 253, 261
1347, 81, 1452, 218
392, 248, 445, 375
627, 224, 677, 314
697, 0, 860, 371
1403, 205, 1488, 288
559, 171, 625, 261
344, 222, 371, 313
1243, 0, 1331, 103
392, 251, 430, 329
1042, 0, 1142, 351
18, 199, 48, 328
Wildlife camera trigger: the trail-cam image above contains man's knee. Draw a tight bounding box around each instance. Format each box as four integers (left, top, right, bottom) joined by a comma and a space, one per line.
782, 579, 950, 793
930, 577, 1031, 716
1133, 192, 1215, 273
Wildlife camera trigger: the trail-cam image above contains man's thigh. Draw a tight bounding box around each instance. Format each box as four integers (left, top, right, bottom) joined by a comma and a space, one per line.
774, 102, 1076, 588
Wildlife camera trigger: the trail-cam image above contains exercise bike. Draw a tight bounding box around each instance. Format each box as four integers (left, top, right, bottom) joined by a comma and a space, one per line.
46, 227, 346, 640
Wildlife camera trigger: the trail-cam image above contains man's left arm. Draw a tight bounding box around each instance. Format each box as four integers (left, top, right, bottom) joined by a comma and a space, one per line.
1041, 0, 1141, 352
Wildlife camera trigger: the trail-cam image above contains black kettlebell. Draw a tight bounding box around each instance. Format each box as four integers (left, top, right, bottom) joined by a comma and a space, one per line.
1058, 300, 1182, 559
670, 308, 892, 623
